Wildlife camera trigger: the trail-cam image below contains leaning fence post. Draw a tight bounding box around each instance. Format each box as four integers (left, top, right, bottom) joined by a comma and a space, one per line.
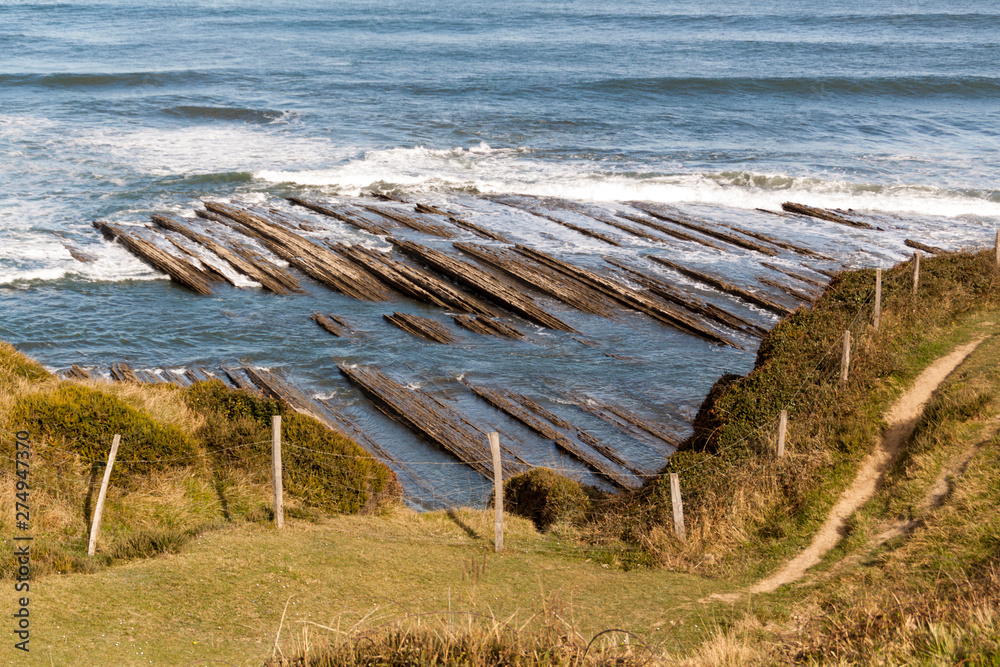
88, 434, 121, 556
873, 268, 882, 332
669, 473, 686, 542
912, 251, 920, 295
272, 415, 284, 529
840, 330, 851, 388
488, 432, 503, 553
995, 230, 999, 266
777, 410, 788, 459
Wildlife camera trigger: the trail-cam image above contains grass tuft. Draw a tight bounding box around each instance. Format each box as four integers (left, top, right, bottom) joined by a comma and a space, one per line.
267, 605, 659, 667
0, 341, 50, 385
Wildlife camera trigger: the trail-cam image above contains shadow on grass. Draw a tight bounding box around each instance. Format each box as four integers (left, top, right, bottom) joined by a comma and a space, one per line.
446, 508, 482, 540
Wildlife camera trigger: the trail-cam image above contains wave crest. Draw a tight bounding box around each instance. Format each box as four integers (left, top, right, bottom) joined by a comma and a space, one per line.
163, 106, 296, 125
254, 146, 1000, 218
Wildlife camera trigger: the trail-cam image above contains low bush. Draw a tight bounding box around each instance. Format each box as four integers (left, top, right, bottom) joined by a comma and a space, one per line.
184, 380, 401, 514
8, 382, 198, 478
185, 378, 282, 426
504, 468, 591, 531
281, 412, 401, 514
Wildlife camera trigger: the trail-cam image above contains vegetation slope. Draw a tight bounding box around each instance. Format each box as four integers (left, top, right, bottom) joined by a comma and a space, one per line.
2, 248, 999, 665
0, 355, 399, 578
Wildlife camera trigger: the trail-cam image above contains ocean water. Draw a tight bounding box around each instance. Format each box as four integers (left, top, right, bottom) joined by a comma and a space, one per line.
2, 0, 998, 505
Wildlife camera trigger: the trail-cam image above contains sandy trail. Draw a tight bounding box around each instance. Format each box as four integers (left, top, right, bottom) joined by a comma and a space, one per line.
748, 337, 986, 594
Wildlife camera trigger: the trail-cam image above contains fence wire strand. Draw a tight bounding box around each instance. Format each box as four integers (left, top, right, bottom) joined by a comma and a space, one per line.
0, 262, 929, 519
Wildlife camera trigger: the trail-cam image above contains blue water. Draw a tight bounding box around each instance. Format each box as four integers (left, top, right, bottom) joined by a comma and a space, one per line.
2, 1, 999, 505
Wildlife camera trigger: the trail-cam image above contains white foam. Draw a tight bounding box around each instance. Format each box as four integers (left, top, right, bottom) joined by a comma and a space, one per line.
0, 114, 57, 139
25, 120, 349, 178
0, 267, 67, 285
0, 226, 165, 286
254, 146, 1000, 220
312, 391, 339, 400
255, 144, 525, 191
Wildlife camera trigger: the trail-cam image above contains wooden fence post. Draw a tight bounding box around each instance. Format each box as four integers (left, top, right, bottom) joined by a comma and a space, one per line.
88, 434, 121, 556
488, 432, 503, 553
912, 251, 920, 295
873, 268, 882, 332
840, 330, 851, 388
272, 415, 284, 529
777, 409, 787, 458
995, 230, 999, 266
669, 473, 686, 542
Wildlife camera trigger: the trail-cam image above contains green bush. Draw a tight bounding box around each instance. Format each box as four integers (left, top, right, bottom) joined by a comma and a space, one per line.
281, 412, 400, 514
185, 379, 281, 427
185, 381, 276, 467
184, 381, 401, 514
9, 383, 197, 477
504, 468, 591, 531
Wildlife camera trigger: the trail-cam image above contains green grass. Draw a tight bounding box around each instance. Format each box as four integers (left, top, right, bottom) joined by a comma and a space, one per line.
17, 509, 734, 666
582, 251, 1000, 582
0, 360, 400, 581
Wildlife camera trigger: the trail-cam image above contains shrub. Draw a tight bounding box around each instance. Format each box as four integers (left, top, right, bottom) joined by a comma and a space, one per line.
8, 383, 197, 478
184, 381, 401, 514
184, 380, 278, 467
185, 379, 281, 427
281, 412, 400, 514
504, 468, 591, 531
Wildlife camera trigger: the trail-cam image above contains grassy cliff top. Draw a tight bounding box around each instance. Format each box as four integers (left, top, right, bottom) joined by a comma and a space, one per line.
0, 351, 400, 579
3, 248, 999, 665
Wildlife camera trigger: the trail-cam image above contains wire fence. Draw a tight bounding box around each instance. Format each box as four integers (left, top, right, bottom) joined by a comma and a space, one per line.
668, 279, 880, 478
0, 255, 962, 526
2, 253, 993, 667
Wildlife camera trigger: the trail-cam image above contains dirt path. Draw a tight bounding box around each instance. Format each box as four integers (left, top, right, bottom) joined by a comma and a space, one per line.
872, 413, 997, 546
747, 337, 986, 594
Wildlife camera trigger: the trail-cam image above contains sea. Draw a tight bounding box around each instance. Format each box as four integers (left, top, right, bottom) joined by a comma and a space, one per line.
2, 0, 998, 506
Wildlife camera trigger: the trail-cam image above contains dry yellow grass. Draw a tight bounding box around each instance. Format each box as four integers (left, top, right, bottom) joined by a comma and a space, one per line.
677, 326, 1000, 666
0, 343, 398, 580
